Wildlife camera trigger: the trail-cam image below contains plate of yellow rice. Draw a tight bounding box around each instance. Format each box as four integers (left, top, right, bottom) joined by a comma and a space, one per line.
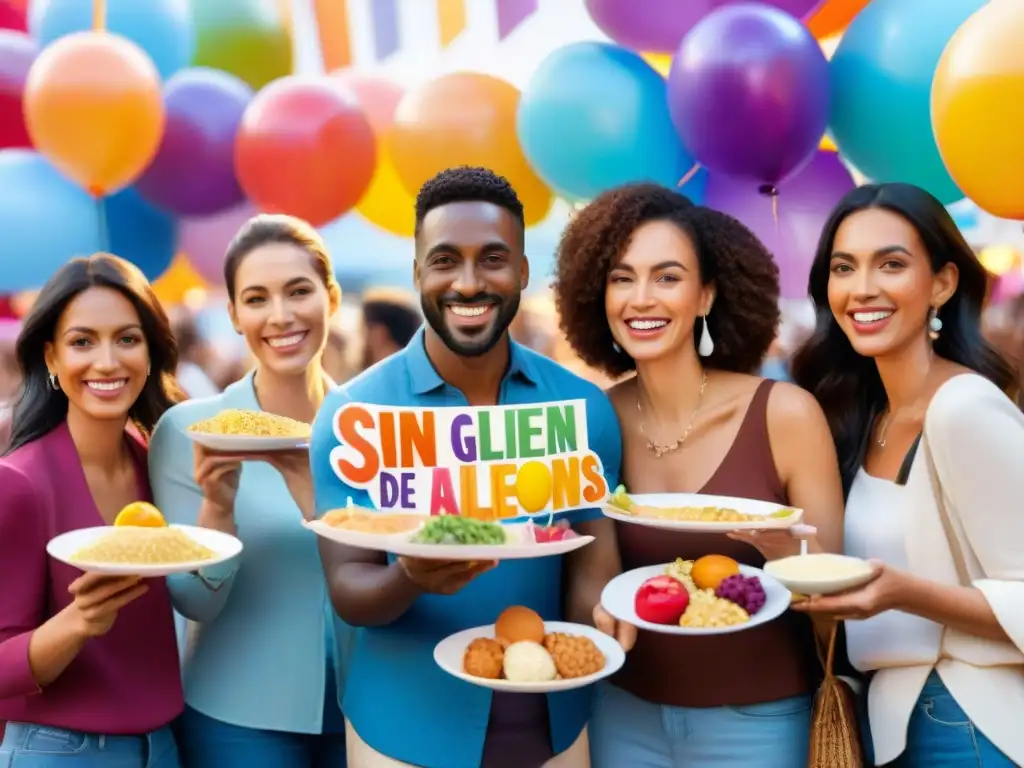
47, 524, 243, 576
186, 408, 311, 452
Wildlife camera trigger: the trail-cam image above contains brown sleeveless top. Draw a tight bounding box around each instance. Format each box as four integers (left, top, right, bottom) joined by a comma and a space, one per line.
612, 379, 819, 707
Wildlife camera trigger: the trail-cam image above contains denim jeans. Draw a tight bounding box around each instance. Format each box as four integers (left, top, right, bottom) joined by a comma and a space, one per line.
588, 683, 812, 767
0, 722, 179, 767
873, 672, 1016, 767
177, 707, 346, 768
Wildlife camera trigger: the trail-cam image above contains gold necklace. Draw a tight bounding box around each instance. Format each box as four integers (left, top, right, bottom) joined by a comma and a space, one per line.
637, 370, 708, 458
875, 409, 891, 448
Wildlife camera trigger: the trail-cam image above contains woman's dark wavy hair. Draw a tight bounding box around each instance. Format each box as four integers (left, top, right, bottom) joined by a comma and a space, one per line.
5, 254, 185, 454
790, 183, 1014, 494
554, 183, 780, 377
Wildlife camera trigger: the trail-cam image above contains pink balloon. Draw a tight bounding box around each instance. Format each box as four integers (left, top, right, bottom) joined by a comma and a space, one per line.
179, 201, 258, 285
704, 151, 855, 299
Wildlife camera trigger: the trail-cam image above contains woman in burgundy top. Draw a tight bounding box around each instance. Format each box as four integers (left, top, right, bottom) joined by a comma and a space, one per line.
0, 254, 186, 767
554, 186, 845, 767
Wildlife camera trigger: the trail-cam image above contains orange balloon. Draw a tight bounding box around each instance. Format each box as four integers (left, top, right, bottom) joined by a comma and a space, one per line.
24, 31, 164, 196
388, 72, 553, 226
932, 0, 1024, 220
806, 0, 870, 40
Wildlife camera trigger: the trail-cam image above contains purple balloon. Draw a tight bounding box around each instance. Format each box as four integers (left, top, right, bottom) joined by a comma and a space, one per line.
136, 68, 253, 217
705, 151, 855, 299
585, 0, 822, 54
668, 3, 829, 187
179, 201, 258, 285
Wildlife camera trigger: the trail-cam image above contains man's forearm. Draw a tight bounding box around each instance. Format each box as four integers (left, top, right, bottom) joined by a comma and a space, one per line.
318, 540, 423, 627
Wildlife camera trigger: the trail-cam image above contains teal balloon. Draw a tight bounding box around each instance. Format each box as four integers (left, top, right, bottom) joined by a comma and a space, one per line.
29, 0, 193, 81
828, 0, 984, 205
191, 0, 291, 91
517, 42, 693, 201
0, 149, 103, 293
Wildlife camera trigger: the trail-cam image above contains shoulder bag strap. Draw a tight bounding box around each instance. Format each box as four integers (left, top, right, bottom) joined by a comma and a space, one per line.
921, 433, 973, 587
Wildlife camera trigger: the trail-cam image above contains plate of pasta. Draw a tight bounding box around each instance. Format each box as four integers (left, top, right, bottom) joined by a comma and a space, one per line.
603, 486, 802, 533
185, 409, 310, 452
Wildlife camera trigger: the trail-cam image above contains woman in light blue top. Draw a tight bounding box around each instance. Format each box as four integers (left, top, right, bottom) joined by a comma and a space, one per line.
150, 214, 349, 767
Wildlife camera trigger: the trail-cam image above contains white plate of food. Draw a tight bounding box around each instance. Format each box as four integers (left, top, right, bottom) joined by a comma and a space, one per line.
603, 486, 802, 532
600, 557, 791, 636
47, 524, 243, 577
305, 507, 594, 561
186, 408, 310, 452
434, 608, 625, 693
764, 553, 876, 596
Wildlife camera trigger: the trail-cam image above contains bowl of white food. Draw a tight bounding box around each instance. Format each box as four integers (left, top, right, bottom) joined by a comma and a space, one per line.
764, 553, 876, 596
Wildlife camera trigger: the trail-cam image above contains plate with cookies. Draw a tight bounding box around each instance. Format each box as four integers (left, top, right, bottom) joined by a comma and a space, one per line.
434, 606, 626, 693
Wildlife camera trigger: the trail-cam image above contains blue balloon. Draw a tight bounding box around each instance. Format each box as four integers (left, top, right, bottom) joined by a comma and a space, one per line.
828, 0, 984, 205
102, 188, 178, 281
517, 42, 693, 201
29, 0, 194, 80
0, 149, 103, 293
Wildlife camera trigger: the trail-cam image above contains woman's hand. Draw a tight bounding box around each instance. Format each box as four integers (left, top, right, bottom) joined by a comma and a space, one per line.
65, 573, 149, 639
791, 560, 909, 620
593, 604, 637, 651
193, 444, 242, 515
727, 523, 818, 562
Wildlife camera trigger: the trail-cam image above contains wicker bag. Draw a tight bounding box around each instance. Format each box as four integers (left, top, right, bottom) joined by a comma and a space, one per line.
808, 622, 864, 767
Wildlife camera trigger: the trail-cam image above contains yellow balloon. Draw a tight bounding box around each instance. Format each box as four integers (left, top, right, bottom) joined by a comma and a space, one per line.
932, 0, 1024, 219
515, 461, 553, 515
153, 253, 206, 305
355, 148, 416, 237
642, 52, 672, 77
819, 134, 838, 152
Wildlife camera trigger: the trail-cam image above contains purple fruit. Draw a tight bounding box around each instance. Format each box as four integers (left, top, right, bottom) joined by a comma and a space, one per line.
715, 574, 767, 614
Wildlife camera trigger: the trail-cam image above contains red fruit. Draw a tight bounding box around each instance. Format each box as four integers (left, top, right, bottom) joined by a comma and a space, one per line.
634, 575, 690, 625
532, 520, 577, 543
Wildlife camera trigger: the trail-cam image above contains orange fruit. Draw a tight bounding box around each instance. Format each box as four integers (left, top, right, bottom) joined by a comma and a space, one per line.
114, 502, 167, 528
691, 554, 740, 591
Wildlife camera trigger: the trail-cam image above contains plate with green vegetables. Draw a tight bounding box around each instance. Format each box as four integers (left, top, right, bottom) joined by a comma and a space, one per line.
305, 505, 594, 560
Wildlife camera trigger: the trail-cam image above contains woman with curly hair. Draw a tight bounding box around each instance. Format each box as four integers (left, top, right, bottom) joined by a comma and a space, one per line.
554, 183, 844, 767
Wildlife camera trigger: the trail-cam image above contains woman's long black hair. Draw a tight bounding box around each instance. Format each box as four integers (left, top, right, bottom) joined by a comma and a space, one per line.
5, 254, 185, 455
790, 183, 1015, 494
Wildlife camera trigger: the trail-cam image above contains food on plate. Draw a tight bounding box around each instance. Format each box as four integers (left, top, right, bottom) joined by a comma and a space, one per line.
188, 408, 310, 438
715, 574, 767, 615
320, 509, 425, 535
526, 518, 579, 543
503, 641, 558, 683
463, 637, 505, 679
608, 485, 797, 523
691, 554, 741, 591
114, 501, 167, 528
543, 633, 606, 679
411, 515, 507, 546
495, 605, 546, 645
70, 527, 216, 566
766, 553, 872, 581
634, 575, 690, 625
679, 589, 750, 628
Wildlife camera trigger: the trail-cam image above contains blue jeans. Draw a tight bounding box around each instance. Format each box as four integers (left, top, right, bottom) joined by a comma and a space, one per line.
871, 672, 1015, 767
589, 683, 811, 767
177, 707, 346, 768
0, 723, 179, 767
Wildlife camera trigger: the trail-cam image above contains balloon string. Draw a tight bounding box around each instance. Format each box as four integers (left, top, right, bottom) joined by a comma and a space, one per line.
677, 163, 701, 189
772, 194, 779, 227
97, 198, 110, 253
93, 0, 106, 31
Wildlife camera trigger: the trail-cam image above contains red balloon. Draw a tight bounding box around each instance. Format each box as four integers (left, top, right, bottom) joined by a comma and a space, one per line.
0, 1, 26, 32
0, 31, 34, 149
235, 76, 376, 227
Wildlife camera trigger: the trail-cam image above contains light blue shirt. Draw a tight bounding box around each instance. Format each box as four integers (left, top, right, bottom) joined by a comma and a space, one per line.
150, 373, 349, 734
310, 329, 622, 768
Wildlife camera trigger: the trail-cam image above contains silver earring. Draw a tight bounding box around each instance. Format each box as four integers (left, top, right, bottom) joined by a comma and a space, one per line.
48, 372, 59, 390
698, 314, 714, 357
928, 307, 943, 341
147, 364, 151, 377
612, 341, 622, 353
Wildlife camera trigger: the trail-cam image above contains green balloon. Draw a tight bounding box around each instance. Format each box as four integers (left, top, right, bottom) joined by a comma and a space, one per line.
191, 0, 292, 91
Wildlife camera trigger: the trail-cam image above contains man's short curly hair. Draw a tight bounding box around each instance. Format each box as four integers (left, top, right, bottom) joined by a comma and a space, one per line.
553, 183, 780, 377
414, 166, 525, 236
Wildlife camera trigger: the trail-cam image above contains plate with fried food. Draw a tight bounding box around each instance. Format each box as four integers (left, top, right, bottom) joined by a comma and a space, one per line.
434, 606, 625, 693
47, 502, 243, 576
186, 409, 311, 452
305, 504, 594, 561
600, 556, 791, 636
603, 485, 802, 533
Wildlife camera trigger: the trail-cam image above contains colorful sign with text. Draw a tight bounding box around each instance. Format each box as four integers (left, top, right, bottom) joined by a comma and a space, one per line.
330, 400, 609, 519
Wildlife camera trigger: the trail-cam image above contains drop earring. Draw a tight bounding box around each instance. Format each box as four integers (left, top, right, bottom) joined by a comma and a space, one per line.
48, 372, 59, 390
928, 307, 943, 341
612, 341, 622, 353
698, 314, 714, 357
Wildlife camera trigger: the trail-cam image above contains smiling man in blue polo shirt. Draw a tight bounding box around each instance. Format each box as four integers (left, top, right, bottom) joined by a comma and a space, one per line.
311, 167, 623, 768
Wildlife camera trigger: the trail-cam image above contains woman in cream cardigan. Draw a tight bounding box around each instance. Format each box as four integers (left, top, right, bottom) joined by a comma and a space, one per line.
791, 183, 1022, 767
